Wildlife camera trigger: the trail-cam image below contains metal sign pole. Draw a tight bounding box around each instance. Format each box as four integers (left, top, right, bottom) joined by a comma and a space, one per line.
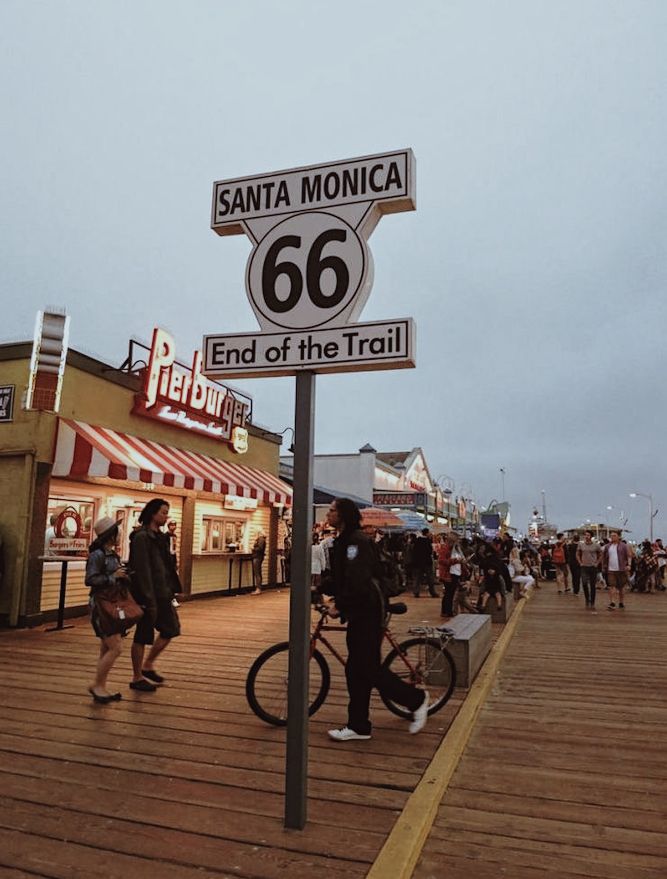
284, 370, 316, 829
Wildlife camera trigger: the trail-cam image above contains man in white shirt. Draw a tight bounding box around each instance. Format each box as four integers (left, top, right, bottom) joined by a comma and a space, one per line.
44, 514, 58, 557
601, 531, 631, 610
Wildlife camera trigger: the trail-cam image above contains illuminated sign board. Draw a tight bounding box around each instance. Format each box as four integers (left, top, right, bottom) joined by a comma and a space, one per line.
133, 328, 250, 445
0, 385, 15, 422
373, 492, 426, 507
224, 495, 258, 511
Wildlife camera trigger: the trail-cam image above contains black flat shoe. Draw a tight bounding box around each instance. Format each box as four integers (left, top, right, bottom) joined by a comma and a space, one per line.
130, 679, 157, 692
88, 687, 114, 704
141, 669, 165, 684
110, 692, 122, 701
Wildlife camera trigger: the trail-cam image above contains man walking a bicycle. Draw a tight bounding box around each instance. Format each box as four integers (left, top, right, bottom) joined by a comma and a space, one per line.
322, 498, 429, 742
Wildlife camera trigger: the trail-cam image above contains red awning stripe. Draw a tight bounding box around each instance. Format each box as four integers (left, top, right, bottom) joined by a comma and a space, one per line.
53, 419, 291, 505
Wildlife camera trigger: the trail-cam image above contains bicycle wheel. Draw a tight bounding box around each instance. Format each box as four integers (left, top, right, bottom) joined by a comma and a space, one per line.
380, 637, 456, 719
245, 641, 331, 727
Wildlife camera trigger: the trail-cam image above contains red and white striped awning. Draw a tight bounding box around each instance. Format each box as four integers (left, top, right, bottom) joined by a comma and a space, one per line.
53, 419, 292, 505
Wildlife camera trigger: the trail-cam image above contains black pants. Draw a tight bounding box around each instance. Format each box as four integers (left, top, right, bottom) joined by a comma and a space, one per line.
412, 564, 436, 597
568, 563, 581, 594
345, 618, 423, 735
580, 566, 597, 606
252, 555, 264, 588
441, 575, 460, 616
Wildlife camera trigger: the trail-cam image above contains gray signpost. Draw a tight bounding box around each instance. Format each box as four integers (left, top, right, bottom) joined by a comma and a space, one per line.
204, 149, 417, 828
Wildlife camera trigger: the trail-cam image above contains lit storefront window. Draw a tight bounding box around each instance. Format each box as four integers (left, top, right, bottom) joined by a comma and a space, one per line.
201, 517, 246, 553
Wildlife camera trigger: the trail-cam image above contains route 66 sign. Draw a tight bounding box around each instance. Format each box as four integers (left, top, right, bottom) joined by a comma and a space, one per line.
204, 149, 416, 377
245, 211, 370, 331
211, 149, 414, 331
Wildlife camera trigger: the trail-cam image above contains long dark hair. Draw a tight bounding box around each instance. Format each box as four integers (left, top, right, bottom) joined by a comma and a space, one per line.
89, 524, 119, 554
138, 498, 169, 525
334, 497, 362, 532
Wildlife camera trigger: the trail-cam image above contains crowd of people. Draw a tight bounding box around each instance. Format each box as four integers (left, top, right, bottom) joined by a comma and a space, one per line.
84, 497, 662, 739
312, 523, 537, 620
312, 520, 666, 618
534, 530, 666, 608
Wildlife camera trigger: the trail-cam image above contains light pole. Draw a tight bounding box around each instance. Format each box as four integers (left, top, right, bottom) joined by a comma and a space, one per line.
629, 492, 657, 541
606, 505, 627, 532
541, 489, 547, 523
435, 474, 455, 526
499, 467, 506, 501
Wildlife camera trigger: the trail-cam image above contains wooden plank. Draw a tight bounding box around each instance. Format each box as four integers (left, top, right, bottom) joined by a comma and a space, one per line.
0, 589, 464, 876
412, 586, 667, 878
0, 771, 382, 863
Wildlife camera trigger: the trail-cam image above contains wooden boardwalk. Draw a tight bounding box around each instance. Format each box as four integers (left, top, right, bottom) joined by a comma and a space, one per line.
0, 588, 465, 878
414, 585, 667, 879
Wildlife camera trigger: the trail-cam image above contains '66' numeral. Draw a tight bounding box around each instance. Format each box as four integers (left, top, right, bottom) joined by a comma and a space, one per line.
262, 230, 350, 314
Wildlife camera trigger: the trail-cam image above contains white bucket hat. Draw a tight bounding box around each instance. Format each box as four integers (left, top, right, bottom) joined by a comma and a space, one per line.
93, 516, 118, 540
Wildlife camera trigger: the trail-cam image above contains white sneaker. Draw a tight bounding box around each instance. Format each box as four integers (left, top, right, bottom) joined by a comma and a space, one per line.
327, 727, 371, 742
409, 691, 430, 734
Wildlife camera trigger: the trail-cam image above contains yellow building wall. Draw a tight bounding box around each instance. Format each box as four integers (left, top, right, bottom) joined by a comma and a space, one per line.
0, 348, 284, 622
0, 358, 58, 465
190, 502, 271, 594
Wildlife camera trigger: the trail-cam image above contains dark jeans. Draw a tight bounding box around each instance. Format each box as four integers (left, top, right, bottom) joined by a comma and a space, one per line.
345, 618, 423, 735
441, 575, 460, 616
580, 566, 598, 606
412, 564, 436, 597
568, 563, 581, 594
252, 555, 264, 588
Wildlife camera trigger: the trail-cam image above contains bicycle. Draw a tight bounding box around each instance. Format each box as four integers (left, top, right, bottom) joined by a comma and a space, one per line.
245, 601, 457, 726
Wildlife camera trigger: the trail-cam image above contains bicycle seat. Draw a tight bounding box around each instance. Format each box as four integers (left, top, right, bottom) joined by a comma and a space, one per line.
387, 602, 408, 615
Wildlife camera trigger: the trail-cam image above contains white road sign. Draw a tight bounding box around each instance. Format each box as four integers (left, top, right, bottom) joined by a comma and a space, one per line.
203, 318, 415, 379
204, 148, 416, 377
211, 149, 415, 237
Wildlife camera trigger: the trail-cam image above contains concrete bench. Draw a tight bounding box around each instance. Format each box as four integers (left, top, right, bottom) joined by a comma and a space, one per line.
441, 613, 492, 688
485, 590, 515, 624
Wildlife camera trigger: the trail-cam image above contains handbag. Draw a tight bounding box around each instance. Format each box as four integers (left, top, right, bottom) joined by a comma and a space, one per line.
94, 583, 144, 636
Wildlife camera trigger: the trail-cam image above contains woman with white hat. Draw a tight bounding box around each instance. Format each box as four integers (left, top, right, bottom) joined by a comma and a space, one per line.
85, 516, 130, 703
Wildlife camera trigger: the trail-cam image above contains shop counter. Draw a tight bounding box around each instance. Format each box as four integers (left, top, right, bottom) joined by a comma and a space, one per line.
191, 552, 256, 594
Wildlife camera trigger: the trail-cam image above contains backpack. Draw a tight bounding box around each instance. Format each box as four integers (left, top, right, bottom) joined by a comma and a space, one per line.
551, 544, 565, 564
373, 544, 406, 598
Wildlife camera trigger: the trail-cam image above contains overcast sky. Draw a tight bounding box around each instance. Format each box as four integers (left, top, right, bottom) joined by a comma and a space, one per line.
1, 1, 666, 538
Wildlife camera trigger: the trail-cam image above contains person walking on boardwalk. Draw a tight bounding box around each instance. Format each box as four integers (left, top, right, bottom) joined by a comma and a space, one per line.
85, 516, 132, 703
601, 530, 631, 610
129, 498, 181, 692
323, 498, 429, 741
437, 532, 463, 619
411, 528, 437, 597
551, 533, 570, 593
576, 529, 601, 610
566, 534, 581, 596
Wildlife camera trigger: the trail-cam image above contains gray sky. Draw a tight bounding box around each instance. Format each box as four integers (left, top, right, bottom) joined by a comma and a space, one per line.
1, 1, 666, 538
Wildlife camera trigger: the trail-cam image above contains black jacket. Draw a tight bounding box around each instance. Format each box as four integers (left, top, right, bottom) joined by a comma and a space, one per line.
412, 535, 434, 568
129, 527, 178, 603
326, 528, 384, 625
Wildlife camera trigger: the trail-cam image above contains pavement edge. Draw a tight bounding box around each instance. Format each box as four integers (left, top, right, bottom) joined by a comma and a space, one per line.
366, 596, 530, 879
